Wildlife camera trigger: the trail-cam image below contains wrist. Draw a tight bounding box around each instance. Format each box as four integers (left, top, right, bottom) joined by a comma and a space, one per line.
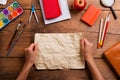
24, 62, 33, 68
85, 57, 94, 63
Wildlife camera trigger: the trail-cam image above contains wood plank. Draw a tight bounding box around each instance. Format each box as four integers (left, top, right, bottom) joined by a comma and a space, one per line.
0, 31, 120, 58
0, 10, 43, 31
0, 0, 120, 10
0, 10, 120, 57
1, 10, 120, 34
0, 58, 117, 80
0, 0, 119, 79
39, 10, 120, 35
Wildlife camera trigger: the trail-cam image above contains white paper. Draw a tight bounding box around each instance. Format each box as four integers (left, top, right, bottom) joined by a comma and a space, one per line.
0, 0, 7, 5
39, 0, 71, 25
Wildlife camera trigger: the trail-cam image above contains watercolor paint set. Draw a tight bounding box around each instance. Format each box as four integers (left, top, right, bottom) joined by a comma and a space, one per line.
0, 1, 24, 30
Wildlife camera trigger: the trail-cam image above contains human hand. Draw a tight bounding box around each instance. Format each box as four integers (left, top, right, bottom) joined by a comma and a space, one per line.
25, 43, 38, 66
80, 38, 93, 61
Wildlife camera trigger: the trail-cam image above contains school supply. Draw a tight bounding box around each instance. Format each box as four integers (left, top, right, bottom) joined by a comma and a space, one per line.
97, 18, 103, 48
81, 4, 101, 26
42, 0, 61, 19
28, 4, 39, 24
0, 0, 7, 5
7, 23, 26, 56
6, 19, 22, 50
34, 33, 85, 70
39, 0, 71, 25
100, 0, 117, 19
100, 12, 110, 47
0, 1, 24, 30
103, 42, 120, 78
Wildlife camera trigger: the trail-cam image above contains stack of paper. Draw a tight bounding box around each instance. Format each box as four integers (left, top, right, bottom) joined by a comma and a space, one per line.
39, 0, 71, 25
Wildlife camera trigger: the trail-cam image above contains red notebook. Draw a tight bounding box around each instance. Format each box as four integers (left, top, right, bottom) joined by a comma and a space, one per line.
42, 0, 61, 19
81, 5, 101, 26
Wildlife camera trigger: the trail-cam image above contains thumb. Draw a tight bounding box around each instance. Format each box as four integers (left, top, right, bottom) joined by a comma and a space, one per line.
34, 44, 38, 53
80, 38, 85, 50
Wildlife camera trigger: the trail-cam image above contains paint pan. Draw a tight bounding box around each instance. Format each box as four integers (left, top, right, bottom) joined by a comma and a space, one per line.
0, 1, 24, 30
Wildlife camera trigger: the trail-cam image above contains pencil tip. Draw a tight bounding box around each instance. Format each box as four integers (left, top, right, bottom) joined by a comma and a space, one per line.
97, 43, 101, 49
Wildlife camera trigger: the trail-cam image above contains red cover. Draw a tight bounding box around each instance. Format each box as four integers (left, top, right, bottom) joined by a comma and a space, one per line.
42, 0, 61, 19
81, 5, 101, 26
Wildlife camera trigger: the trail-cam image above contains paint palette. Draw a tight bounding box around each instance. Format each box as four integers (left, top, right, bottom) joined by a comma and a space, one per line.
0, 1, 24, 30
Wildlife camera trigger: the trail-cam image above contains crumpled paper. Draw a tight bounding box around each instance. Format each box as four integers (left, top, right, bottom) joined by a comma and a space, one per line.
34, 33, 85, 70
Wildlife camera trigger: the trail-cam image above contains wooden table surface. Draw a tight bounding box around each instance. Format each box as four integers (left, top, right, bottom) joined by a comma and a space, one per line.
0, 0, 119, 80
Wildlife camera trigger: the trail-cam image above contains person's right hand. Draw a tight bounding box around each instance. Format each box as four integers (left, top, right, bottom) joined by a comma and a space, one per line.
25, 43, 38, 66
80, 38, 93, 61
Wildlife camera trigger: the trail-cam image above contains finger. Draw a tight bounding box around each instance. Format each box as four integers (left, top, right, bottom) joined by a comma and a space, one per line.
26, 43, 35, 53
80, 38, 85, 50
28, 43, 34, 50
34, 43, 38, 53
84, 38, 91, 46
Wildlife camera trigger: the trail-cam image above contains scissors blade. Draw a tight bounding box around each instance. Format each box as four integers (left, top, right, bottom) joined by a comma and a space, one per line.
28, 5, 35, 24
34, 11, 39, 24
32, 4, 39, 24
28, 11, 33, 24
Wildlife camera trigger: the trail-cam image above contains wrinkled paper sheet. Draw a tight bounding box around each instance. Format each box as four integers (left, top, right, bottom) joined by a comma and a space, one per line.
34, 33, 85, 70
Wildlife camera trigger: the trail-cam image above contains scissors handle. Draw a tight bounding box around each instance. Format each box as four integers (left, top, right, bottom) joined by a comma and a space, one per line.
28, 11, 33, 23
